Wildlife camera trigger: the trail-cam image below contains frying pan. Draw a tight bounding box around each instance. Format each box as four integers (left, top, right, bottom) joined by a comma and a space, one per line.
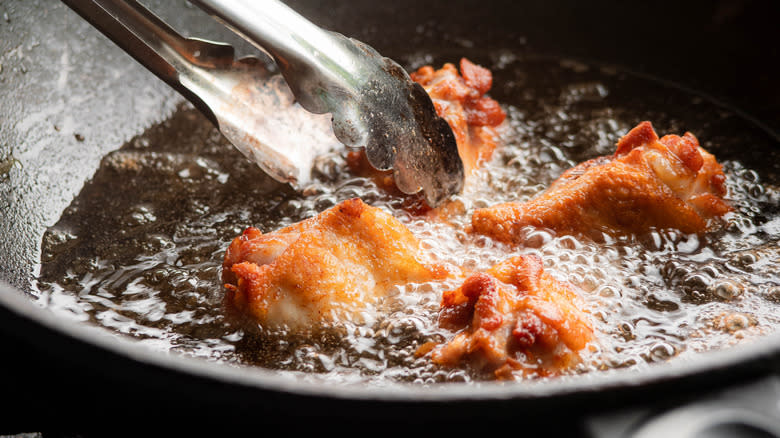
1, 0, 779, 434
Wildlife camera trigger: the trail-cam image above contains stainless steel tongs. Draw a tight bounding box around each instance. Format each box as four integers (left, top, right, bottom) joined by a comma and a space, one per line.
61, 0, 464, 206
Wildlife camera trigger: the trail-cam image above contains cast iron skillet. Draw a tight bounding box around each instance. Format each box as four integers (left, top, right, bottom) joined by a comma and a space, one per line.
1, 0, 779, 435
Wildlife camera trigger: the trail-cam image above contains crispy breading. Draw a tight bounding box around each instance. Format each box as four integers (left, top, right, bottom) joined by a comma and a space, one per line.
222, 198, 445, 330
426, 254, 594, 379
472, 122, 731, 242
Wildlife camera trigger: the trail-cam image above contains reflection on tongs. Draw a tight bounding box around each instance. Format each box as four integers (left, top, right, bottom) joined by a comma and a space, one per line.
61, 0, 464, 206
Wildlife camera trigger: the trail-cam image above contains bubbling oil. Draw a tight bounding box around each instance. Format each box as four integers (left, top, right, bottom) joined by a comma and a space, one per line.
34, 53, 780, 384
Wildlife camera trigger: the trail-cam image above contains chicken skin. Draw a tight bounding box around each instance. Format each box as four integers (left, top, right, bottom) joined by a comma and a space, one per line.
222, 198, 445, 330
410, 57, 506, 175
423, 254, 594, 379
472, 122, 731, 243
346, 58, 506, 209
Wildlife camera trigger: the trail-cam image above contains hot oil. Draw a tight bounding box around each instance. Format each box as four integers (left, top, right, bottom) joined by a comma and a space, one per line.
33, 53, 780, 384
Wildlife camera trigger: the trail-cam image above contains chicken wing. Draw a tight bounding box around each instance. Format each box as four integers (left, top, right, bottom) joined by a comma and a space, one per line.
410, 57, 506, 175
472, 122, 731, 243
346, 58, 506, 212
222, 198, 446, 330
422, 254, 594, 379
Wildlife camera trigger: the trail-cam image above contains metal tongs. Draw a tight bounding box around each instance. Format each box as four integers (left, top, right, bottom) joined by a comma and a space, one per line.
61, 0, 464, 206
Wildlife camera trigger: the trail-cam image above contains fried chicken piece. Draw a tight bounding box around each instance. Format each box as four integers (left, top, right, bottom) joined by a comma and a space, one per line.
472, 122, 731, 243
222, 198, 445, 330
425, 254, 594, 379
410, 57, 506, 174
346, 58, 506, 213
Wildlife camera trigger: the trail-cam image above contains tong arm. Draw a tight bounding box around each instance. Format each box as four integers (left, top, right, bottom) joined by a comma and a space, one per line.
61, 0, 342, 186
63, 0, 465, 206
62, 0, 233, 126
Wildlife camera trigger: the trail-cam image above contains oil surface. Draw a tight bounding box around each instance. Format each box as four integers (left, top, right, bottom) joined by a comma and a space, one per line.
34, 52, 780, 384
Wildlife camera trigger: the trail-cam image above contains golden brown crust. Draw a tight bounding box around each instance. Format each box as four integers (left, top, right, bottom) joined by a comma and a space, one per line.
425, 254, 594, 379
471, 122, 731, 243
222, 198, 445, 330
409, 58, 506, 174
